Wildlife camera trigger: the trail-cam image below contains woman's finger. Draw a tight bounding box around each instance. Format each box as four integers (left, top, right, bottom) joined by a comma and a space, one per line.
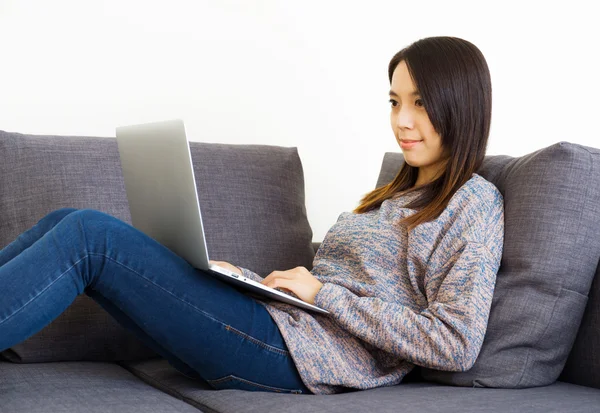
262, 270, 295, 284
265, 277, 295, 292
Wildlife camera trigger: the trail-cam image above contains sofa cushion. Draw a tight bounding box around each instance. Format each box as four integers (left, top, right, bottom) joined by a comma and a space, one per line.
0, 361, 203, 413
121, 358, 600, 413
187, 141, 314, 276
0, 129, 314, 362
559, 262, 600, 389
376, 141, 600, 388
0, 130, 157, 363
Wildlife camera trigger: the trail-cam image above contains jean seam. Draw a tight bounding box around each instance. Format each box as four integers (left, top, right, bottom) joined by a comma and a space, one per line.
78, 211, 90, 275
224, 324, 289, 356
86, 252, 290, 356
0, 255, 89, 326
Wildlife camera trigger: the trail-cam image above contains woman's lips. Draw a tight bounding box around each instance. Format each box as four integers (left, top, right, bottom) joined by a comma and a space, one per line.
400, 140, 423, 149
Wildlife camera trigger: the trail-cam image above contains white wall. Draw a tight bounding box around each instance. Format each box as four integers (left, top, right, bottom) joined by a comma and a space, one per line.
1, 0, 598, 241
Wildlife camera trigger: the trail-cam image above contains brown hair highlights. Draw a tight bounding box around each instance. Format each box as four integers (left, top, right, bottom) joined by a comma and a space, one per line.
354, 36, 492, 232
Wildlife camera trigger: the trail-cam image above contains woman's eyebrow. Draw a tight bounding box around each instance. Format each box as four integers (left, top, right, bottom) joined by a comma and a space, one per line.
389, 90, 421, 97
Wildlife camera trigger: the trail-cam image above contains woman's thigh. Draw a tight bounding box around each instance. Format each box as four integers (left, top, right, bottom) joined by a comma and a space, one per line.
75, 209, 310, 394
0, 208, 309, 394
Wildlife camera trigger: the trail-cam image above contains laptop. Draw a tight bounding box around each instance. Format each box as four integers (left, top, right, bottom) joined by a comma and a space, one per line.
115, 119, 328, 315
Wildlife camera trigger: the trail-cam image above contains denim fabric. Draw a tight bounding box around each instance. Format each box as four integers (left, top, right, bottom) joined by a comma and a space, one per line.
0, 208, 310, 394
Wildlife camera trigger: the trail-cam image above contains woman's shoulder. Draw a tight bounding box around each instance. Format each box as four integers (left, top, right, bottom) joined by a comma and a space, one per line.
444, 173, 504, 242
456, 173, 504, 209
433, 173, 502, 227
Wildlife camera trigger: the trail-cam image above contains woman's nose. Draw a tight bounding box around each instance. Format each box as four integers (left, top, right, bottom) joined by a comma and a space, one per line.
396, 106, 414, 129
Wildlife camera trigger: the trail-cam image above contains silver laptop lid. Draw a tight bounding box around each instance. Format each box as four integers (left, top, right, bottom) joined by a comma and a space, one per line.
115, 119, 211, 271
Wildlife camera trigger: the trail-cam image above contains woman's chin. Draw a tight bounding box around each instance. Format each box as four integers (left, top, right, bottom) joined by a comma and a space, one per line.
402, 156, 421, 167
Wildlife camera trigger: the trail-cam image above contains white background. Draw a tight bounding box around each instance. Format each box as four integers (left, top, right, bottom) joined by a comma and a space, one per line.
1, 0, 598, 241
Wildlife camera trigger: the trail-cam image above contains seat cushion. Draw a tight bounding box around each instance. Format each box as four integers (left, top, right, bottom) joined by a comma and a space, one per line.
376, 141, 600, 388
121, 358, 600, 413
0, 361, 202, 412
0, 130, 314, 363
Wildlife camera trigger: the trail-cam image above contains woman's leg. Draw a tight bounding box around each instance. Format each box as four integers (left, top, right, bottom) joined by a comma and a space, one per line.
0, 207, 205, 380
0, 208, 79, 267
0, 208, 310, 394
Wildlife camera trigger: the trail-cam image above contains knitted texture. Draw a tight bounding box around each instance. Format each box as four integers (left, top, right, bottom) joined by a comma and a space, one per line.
241, 173, 504, 394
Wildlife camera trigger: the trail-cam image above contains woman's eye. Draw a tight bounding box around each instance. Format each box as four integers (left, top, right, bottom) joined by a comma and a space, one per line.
415, 98, 424, 107
389, 99, 398, 107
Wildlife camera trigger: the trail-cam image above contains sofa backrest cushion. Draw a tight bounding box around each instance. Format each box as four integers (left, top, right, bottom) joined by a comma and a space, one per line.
376, 141, 600, 389
559, 262, 600, 388
0, 130, 155, 363
188, 142, 315, 276
0, 130, 314, 362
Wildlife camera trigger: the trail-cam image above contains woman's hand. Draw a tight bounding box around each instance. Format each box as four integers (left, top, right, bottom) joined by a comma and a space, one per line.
261, 267, 323, 305
209, 260, 242, 276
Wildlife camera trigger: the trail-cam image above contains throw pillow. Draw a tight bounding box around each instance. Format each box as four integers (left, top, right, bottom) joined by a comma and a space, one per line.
376, 141, 600, 388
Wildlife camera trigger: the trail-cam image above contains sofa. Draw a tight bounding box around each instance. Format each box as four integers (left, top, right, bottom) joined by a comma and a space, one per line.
1, 129, 599, 413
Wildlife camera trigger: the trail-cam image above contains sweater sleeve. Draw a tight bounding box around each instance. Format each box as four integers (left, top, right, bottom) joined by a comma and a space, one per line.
313, 241, 499, 372
239, 267, 265, 283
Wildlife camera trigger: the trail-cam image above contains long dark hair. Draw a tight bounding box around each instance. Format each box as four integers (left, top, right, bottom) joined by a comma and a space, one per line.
354, 36, 492, 232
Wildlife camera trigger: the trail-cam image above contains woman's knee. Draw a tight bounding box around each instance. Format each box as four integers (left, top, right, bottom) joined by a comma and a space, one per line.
71, 209, 120, 224
52, 209, 117, 230
43, 207, 79, 227
59, 209, 127, 248
50, 207, 79, 217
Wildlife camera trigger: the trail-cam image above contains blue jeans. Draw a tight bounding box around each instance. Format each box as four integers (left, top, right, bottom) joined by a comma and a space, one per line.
0, 208, 310, 394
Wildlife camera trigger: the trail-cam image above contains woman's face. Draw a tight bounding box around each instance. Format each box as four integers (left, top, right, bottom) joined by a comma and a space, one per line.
389, 60, 448, 187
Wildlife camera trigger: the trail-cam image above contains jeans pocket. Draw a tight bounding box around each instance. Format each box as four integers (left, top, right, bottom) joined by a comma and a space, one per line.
207, 374, 304, 394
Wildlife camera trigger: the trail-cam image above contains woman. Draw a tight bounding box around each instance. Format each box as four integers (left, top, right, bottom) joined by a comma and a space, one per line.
0, 36, 504, 395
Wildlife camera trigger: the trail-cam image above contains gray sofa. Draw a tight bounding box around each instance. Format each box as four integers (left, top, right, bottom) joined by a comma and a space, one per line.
1, 129, 599, 413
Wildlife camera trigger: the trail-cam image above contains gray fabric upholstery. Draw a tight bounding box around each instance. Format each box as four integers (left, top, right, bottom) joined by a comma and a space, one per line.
560, 262, 600, 389
3, 129, 600, 412
0, 361, 202, 413
0, 130, 156, 363
312, 241, 321, 253
0, 130, 314, 363
121, 358, 600, 413
188, 142, 314, 276
375, 141, 600, 389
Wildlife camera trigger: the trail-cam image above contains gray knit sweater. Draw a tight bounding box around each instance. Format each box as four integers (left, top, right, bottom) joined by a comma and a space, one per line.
241, 173, 504, 394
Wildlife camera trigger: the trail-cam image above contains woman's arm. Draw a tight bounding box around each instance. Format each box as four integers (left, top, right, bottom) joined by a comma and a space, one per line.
212, 263, 323, 302
240, 267, 265, 282
313, 241, 500, 372
209, 260, 265, 283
